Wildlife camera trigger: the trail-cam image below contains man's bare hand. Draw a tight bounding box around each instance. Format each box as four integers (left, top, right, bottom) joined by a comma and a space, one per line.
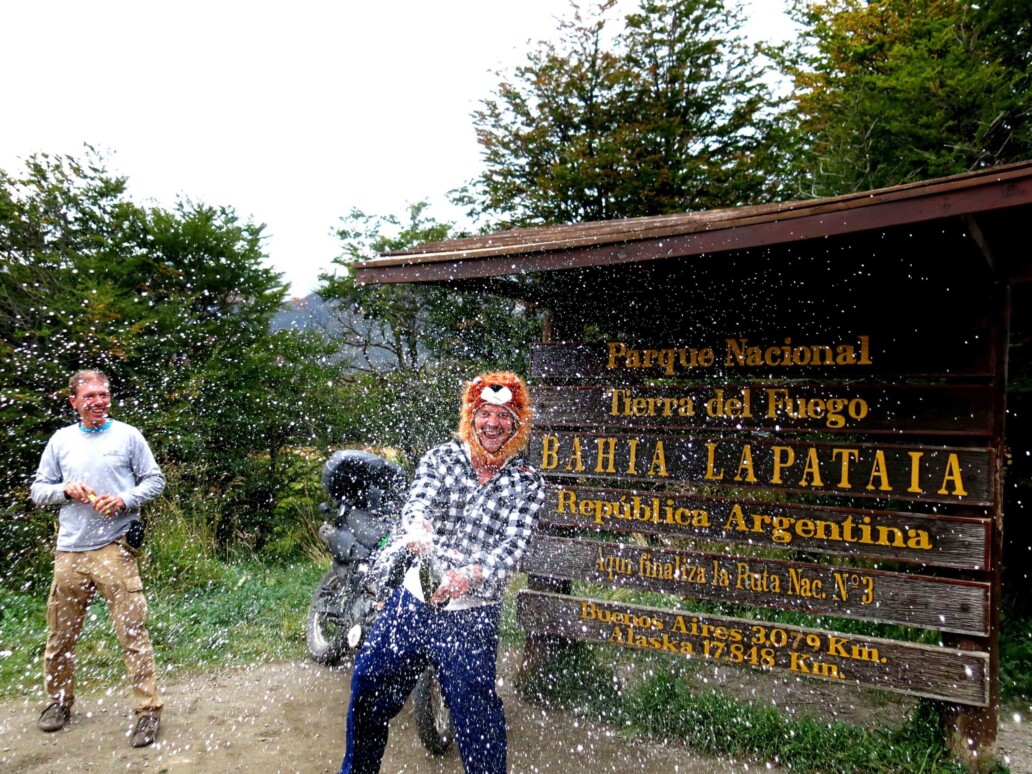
64, 481, 96, 505
405, 519, 435, 555
430, 570, 471, 605
91, 494, 125, 517
64, 482, 123, 515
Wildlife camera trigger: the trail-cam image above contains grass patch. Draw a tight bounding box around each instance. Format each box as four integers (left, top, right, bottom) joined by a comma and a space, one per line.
2, 550, 1027, 772
622, 672, 957, 772
1001, 606, 1032, 702
521, 646, 1007, 774
519, 641, 625, 722
0, 560, 322, 702
148, 560, 322, 672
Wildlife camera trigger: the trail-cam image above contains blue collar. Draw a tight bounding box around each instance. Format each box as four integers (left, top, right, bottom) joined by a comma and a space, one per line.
79, 419, 113, 434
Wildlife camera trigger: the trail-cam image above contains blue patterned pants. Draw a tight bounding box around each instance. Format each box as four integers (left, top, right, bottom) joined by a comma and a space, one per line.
339, 588, 505, 774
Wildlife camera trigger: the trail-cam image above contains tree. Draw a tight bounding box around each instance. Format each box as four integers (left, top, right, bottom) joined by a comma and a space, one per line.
464, 0, 787, 226
1, 151, 154, 507
0, 149, 345, 574
771, 1, 1032, 615
318, 203, 541, 459
319, 203, 453, 372
160, 328, 345, 549
320, 202, 538, 373
619, 0, 787, 211
778, 0, 1032, 196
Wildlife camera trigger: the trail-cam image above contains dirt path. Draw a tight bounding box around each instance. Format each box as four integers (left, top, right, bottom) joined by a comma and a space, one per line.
2, 648, 1030, 773
0, 647, 743, 774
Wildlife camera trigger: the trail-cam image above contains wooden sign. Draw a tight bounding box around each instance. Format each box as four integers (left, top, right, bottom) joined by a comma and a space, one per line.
531, 333, 995, 381
532, 432, 994, 505
523, 535, 991, 635
517, 591, 990, 706
535, 383, 994, 437
523, 320, 1004, 750
543, 485, 991, 569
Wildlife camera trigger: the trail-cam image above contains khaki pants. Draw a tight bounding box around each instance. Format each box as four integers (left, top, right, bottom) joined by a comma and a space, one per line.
44, 542, 162, 714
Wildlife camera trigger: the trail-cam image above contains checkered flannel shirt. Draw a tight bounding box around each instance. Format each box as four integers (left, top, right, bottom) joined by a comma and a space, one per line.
402, 439, 545, 602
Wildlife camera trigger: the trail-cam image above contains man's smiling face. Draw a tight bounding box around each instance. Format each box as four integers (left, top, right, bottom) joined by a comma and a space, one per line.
473, 404, 516, 454
69, 379, 111, 429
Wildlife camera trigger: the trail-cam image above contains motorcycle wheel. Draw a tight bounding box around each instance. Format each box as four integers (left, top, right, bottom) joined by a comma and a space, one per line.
412, 668, 454, 755
306, 568, 352, 665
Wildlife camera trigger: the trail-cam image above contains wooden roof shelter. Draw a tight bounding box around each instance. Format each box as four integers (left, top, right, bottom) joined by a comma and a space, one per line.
354, 161, 1032, 764
355, 160, 1032, 293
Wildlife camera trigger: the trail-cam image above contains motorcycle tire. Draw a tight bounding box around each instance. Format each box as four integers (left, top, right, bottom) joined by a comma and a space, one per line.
306, 568, 352, 665
412, 668, 454, 755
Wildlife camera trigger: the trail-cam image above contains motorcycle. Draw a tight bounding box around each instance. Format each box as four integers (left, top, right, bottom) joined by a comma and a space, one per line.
306, 449, 454, 755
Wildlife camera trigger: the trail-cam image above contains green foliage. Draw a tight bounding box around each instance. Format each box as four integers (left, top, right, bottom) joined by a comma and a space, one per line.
321, 203, 453, 371
0, 559, 319, 701
519, 641, 627, 723
146, 561, 319, 673
0, 505, 56, 587
140, 481, 230, 591
1001, 604, 1032, 700
320, 202, 540, 373
335, 366, 467, 462
157, 330, 345, 550
778, 0, 1032, 196
626, 674, 987, 772
627, 679, 970, 773
525, 646, 988, 773
319, 202, 541, 463
464, 0, 788, 226
0, 149, 348, 579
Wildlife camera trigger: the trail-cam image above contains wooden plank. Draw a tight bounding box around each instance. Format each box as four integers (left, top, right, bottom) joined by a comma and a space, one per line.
362, 163, 1032, 267
543, 485, 991, 569
941, 284, 1010, 755
531, 335, 994, 380
355, 167, 1032, 287
516, 590, 990, 706
522, 535, 991, 635
532, 431, 994, 506
535, 383, 994, 437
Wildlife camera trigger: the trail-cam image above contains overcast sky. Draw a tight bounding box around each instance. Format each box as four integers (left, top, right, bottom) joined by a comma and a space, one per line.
2, 1, 793, 297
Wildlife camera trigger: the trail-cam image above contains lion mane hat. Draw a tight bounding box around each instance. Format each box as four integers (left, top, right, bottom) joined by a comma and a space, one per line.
458, 371, 533, 469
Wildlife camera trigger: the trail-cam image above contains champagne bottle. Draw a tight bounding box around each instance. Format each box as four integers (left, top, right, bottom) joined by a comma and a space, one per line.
419, 559, 440, 605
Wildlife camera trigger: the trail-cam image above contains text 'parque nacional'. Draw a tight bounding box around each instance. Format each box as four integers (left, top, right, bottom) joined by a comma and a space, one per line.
606, 336, 872, 376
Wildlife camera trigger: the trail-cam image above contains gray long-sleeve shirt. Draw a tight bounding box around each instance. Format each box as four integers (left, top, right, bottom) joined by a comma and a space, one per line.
31, 420, 166, 552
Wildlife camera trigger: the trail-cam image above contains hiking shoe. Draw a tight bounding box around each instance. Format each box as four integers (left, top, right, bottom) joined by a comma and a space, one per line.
129, 713, 160, 748
38, 701, 71, 732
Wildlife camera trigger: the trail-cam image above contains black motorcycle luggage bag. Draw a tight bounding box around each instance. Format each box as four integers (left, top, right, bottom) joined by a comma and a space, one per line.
322, 450, 407, 513
346, 508, 392, 549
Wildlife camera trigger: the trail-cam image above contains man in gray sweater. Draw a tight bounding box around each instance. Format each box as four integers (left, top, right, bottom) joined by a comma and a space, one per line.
30, 370, 166, 748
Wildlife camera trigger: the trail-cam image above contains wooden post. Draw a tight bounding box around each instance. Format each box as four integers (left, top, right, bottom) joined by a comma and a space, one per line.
518, 304, 578, 698
943, 282, 1009, 770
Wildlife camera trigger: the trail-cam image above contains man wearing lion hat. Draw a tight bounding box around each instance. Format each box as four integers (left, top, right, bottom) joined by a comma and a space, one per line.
338, 371, 544, 774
